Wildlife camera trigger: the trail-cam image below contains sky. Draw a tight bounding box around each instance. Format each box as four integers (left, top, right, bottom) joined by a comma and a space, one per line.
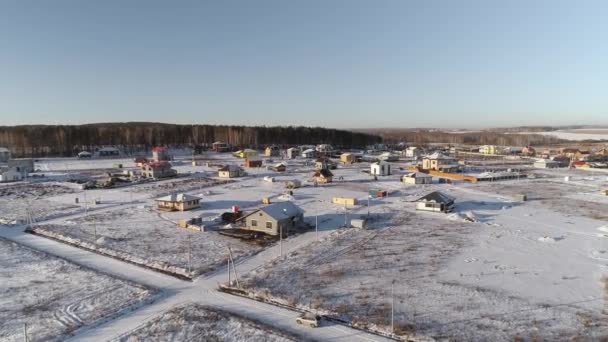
0, 0, 607, 129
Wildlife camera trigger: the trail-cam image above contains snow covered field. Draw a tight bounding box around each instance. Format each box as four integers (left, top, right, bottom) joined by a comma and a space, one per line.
0, 238, 153, 342
236, 170, 608, 339
523, 129, 608, 141
30, 205, 264, 278
115, 303, 296, 342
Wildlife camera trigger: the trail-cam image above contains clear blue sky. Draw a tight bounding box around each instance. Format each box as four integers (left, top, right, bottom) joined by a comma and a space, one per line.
0, 0, 607, 128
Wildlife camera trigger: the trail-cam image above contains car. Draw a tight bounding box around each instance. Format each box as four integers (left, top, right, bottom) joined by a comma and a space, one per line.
295, 313, 321, 328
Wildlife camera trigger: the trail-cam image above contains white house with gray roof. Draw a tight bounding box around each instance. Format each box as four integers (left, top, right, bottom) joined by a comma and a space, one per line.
238, 201, 304, 237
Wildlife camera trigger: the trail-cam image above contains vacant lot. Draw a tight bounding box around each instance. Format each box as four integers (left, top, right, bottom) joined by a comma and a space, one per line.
0, 238, 152, 342
31, 206, 264, 278
240, 207, 606, 340
0, 182, 79, 225
115, 303, 296, 342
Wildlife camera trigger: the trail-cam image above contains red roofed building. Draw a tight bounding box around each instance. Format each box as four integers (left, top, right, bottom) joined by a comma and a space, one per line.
141, 161, 177, 179
152, 146, 171, 162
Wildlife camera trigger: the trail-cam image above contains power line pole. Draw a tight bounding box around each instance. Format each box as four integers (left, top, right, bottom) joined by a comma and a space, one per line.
279, 224, 283, 257
187, 233, 192, 274
391, 280, 395, 334
23, 323, 28, 342
315, 213, 318, 241
228, 247, 239, 288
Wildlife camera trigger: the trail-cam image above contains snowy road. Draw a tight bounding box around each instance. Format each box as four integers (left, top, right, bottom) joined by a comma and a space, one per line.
0, 224, 393, 342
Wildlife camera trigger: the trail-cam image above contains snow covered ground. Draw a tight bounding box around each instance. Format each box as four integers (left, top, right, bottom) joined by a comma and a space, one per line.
522, 129, 608, 141
30, 205, 265, 278
114, 303, 297, 342
0, 238, 153, 342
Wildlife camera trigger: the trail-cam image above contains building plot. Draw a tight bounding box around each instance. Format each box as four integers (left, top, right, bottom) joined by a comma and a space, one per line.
0, 238, 153, 342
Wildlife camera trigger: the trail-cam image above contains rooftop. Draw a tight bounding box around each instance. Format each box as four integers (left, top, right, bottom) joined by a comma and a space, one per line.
156, 193, 201, 203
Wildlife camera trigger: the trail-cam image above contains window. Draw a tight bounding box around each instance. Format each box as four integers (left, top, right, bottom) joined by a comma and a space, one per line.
425, 203, 435, 208
266, 221, 273, 229
251, 219, 257, 227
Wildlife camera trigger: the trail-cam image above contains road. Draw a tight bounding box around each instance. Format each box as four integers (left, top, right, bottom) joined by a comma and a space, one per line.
0, 220, 393, 342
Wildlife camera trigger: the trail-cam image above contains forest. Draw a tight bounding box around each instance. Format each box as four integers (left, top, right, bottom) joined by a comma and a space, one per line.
0, 122, 381, 157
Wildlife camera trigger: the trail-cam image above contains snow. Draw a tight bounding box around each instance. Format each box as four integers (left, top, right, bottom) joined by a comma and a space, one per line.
0, 238, 152, 342
115, 304, 296, 342
522, 129, 608, 141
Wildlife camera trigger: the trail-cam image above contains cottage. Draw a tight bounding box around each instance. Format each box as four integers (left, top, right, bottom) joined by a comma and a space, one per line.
301, 149, 317, 159
0, 147, 10, 163
378, 152, 399, 162
141, 161, 177, 179
218, 165, 245, 178
152, 146, 171, 161
0, 167, 22, 183
235, 149, 258, 159
312, 168, 333, 184
8, 159, 34, 174
340, 153, 354, 164
533, 159, 560, 169
401, 172, 432, 185
156, 193, 201, 211
332, 197, 358, 206
77, 151, 92, 159
245, 157, 263, 168
405, 147, 421, 158
316, 144, 333, 154
370, 161, 391, 176
314, 158, 335, 170
522, 146, 536, 156
421, 153, 459, 172
286, 147, 300, 159
212, 141, 230, 152
134, 157, 148, 167
265, 146, 280, 157
98, 147, 120, 157
479, 145, 498, 155
415, 191, 455, 213
238, 201, 304, 236
272, 162, 287, 172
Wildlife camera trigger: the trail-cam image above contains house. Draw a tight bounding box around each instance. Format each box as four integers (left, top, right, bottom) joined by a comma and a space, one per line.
0, 147, 10, 163
574, 150, 591, 161
332, 197, 357, 206
522, 146, 536, 156
286, 147, 300, 159
401, 172, 432, 185
378, 152, 399, 162
212, 141, 230, 152
0, 167, 22, 183
245, 157, 263, 168
405, 147, 421, 158
238, 201, 304, 237
236, 149, 258, 159
479, 145, 498, 155
265, 146, 280, 157
533, 159, 561, 169
218, 165, 245, 178
316, 144, 333, 154
77, 151, 92, 159
301, 149, 317, 159
98, 147, 120, 157
551, 155, 571, 167
415, 191, 455, 213
134, 157, 148, 167
152, 146, 171, 161
314, 158, 334, 170
141, 161, 177, 179
370, 161, 391, 176
421, 153, 459, 172
272, 162, 287, 172
155, 193, 201, 211
503, 146, 523, 155
340, 153, 354, 164
312, 168, 333, 184
8, 159, 34, 174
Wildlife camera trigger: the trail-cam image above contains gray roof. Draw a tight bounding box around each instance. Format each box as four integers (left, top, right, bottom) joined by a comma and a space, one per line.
259, 201, 303, 221
416, 191, 455, 204
156, 193, 201, 203
0, 147, 9, 153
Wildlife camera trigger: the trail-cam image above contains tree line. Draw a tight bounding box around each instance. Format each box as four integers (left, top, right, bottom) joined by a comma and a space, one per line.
0, 122, 381, 157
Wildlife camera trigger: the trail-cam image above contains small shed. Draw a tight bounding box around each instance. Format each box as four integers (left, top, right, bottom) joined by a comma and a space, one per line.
265, 146, 280, 157
156, 193, 201, 211
236, 149, 258, 158
401, 172, 432, 185
301, 149, 316, 159
245, 158, 263, 168
340, 153, 354, 164
332, 197, 358, 206
272, 162, 287, 172
78, 151, 92, 159
152, 146, 171, 162
218, 165, 245, 178
415, 191, 455, 213
370, 161, 391, 176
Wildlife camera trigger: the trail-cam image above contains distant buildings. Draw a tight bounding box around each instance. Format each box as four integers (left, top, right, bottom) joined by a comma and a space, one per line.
245, 158, 263, 168
401, 172, 432, 185
370, 161, 391, 176
265, 146, 280, 157
218, 165, 245, 178
301, 149, 316, 159
98, 147, 120, 157
405, 146, 421, 158
479, 145, 498, 155
421, 153, 459, 173
0, 167, 22, 183
312, 168, 333, 184
0, 147, 10, 163
152, 147, 171, 162
141, 161, 177, 179
235, 149, 258, 159
286, 147, 300, 159
77, 151, 92, 159
212, 141, 230, 152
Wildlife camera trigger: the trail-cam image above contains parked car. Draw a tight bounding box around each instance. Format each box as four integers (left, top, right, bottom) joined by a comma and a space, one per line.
295, 313, 321, 328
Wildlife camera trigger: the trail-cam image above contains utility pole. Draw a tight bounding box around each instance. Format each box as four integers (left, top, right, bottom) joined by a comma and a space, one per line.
93, 220, 97, 241
367, 195, 371, 217
391, 280, 395, 334
228, 247, 239, 288
344, 203, 348, 227
315, 213, 318, 241
279, 224, 283, 257
228, 258, 231, 285
187, 233, 192, 274
23, 323, 28, 342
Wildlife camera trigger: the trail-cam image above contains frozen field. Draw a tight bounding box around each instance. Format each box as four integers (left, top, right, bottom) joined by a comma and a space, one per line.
115, 303, 296, 342
0, 238, 153, 342
237, 173, 608, 340
30, 206, 265, 278
0, 182, 80, 224
524, 129, 608, 141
